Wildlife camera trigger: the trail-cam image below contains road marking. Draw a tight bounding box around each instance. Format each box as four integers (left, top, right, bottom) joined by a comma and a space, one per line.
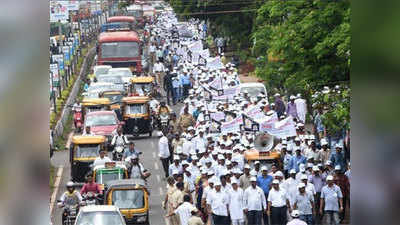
49, 167, 64, 214
156, 174, 161, 182
159, 187, 163, 195
152, 152, 156, 158
154, 162, 159, 170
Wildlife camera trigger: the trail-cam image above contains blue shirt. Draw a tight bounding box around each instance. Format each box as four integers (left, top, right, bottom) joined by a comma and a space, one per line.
330, 152, 346, 172
124, 148, 139, 158
181, 74, 191, 85
290, 155, 306, 172
256, 175, 273, 196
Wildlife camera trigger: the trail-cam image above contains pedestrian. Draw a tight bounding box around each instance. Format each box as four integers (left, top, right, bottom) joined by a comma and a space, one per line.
329, 144, 346, 173
286, 95, 298, 120
290, 148, 306, 173
228, 179, 245, 225
294, 183, 314, 225
274, 93, 286, 118
167, 194, 194, 225
286, 210, 307, 225
309, 166, 325, 224
177, 107, 195, 132
267, 179, 291, 225
294, 94, 307, 123
333, 165, 350, 223
188, 206, 204, 225
163, 70, 174, 105
164, 177, 179, 225
256, 166, 273, 224
172, 76, 180, 105
316, 139, 331, 165
159, 130, 171, 178
181, 72, 192, 98
313, 107, 325, 141
243, 177, 266, 225
206, 180, 230, 225
320, 175, 343, 225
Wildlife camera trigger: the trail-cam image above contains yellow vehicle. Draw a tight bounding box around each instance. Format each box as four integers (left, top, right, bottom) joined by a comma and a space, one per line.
81, 97, 111, 113
244, 133, 282, 169
92, 161, 129, 191
121, 96, 153, 137
99, 90, 126, 110
105, 179, 150, 224
70, 135, 106, 183
129, 76, 154, 97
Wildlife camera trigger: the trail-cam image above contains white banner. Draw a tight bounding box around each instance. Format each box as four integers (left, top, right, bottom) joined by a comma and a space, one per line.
209, 77, 223, 90
260, 116, 297, 138
221, 116, 243, 133
210, 112, 225, 122
189, 40, 203, 52
200, 49, 209, 59
223, 86, 239, 96
50, 64, 59, 82
207, 56, 225, 71
50, 1, 69, 23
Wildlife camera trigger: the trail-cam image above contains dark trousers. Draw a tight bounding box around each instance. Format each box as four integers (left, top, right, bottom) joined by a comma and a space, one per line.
247, 210, 263, 225
271, 206, 287, 225
340, 196, 348, 222
172, 88, 178, 104
166, 88, 173, 105
160, 157, 170, 177
314, 192, 322, 224
212, 214, 229, 225
299, 214, 313, 225
183, 84, 190, 98
263, 194, 270, 225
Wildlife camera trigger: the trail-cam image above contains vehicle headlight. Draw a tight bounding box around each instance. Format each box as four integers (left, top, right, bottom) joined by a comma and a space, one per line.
136, 216, 147, 222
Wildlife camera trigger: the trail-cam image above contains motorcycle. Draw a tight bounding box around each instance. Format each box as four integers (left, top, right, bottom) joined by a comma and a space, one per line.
73, 108, 83, 133
159, 112, 170, 132
82, 192, 102, 206
57, 201, 79, 225
112, 145, 125, 161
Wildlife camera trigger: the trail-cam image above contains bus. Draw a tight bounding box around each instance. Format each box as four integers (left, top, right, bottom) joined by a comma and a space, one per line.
101, 16, 136, 32
97, 31, 142, 72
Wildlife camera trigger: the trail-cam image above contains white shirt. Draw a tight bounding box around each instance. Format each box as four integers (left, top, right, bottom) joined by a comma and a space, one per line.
158, 136, 170, 158
207, 190, 229, 216
228, 188, 245, 220
174, 202, 193, 225
182, 140, 193, 156
169, 163, 182, 176
243, 186, 266, 211
287, 218, 308, 225
193, 136, 206, 152
93, 156, 112, 167
267, 188, 288, 207
153, 62, 165, 73
304, 182, 316, 196
283, 177, 299, 206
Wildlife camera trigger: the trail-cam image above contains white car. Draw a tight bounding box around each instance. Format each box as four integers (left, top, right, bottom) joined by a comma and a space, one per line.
239, 82, 268, 100
74, 205, 126, 225
107, 68, 133, 84
94, 65, 112, 77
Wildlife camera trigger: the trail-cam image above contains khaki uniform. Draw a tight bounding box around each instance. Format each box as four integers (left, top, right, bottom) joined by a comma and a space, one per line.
239, 174, 251, 190
188, 215, 204, 225
170, 189, 185, 225
167, 185, 179, 225
178, 114, 195, 131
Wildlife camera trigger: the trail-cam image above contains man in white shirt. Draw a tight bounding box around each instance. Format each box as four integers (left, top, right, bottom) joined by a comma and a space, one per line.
294, 94, 307, 123
284, 169, 299, 208
300, 174, 316, 197
93, 149, 111, 167
267, 179, 291, 225
159, 130, 170, 178
206, 180, 229, 225
228, 179, 245, 225
167, 195, 194, 225
294, 183, 314, 225
243, 176, 266, 225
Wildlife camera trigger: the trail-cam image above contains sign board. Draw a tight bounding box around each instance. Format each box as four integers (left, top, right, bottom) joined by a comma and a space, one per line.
50, 1, 69, 23
260, 116, 297, 138
221, 116, 243, 133
207, 56, 225, 71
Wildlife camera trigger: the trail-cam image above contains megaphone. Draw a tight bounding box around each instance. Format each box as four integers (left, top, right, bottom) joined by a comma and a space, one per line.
254, 132, 279, 152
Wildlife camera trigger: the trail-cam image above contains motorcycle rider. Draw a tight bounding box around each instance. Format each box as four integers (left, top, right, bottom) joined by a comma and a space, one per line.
111, 128, 128, 159
127, 154, 151, 180
157, 101, 172, 129
80, 174, 103, 196
59, 181, 83, 224
123, 141, 141, 161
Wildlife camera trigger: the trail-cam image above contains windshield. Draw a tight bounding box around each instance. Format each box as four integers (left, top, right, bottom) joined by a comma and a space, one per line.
75, 211, 124, 225
103, 94, 123, 103
96, 170, 124, 184
112, 190, 144, 209
95, 67, 110, 76
133, 83, 152, 94
241, 87, 266, 97
104, 22, 132, 30
86, 114, 117, 126
127, 10, 143, 18
101, 42, 139, 58
108, 69, 132, 77
75, 144, 100, 158
125, 104, 147, 114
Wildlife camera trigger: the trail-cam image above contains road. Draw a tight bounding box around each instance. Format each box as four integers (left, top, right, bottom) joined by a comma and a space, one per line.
50, 102, 182, 225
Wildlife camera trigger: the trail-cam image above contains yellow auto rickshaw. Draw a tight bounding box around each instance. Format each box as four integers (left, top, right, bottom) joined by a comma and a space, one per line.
98, 90, 126, 110
70, 135, 107, 183
129, 76, 154, 97
92, 161, 129, 191
105, 179, 150, 224
121, 96, 153, 137
81, 97, 111, 113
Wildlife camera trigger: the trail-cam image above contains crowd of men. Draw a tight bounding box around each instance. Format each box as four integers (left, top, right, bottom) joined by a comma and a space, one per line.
145, 9, 350, 225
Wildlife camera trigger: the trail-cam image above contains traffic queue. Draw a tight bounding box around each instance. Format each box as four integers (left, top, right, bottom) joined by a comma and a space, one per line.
56, 3, 166, 225
148, 11, 350, 225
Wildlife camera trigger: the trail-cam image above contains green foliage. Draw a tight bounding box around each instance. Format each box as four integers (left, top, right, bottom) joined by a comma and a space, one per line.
252, 0, 350, 93
50, 112, 57, 129
56, 98, 64, 112
61, 89, 69, 101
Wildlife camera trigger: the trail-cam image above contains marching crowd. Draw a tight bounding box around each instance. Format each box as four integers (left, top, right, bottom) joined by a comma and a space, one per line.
146, 10, 350, 225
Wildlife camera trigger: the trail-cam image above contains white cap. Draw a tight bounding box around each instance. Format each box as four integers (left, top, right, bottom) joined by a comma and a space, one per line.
321, 138, 328, 146
272, 179, 280, 184
300, 174, 308, 180
231, 178, 238, 184
261, 166, 268, 171
326, 175, 334, 181
274, 171, 284, 177
254, 161, 260, 164
325, 160, 332, 166
307, 163, 313, 168
297, 183, 306, 189
182, 161, 190, 166
214, 180, 222, 186
172, 170, 179, 175
244, 164, 251, 169
290, 95, 296, 100
291, 210, 300, 218
274, 93, 280, 97
335, 165, 341, 170
173, 156, 180, 161
207, 170, 215, 176
294, 137, 301, 141
289, 169, 296, 174
250, 176, 257, 182
312, 166, 320, 171
335, 143, 343, 149
218, 154, 225, 160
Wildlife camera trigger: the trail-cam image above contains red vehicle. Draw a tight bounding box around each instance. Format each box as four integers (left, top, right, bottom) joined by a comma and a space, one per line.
73, 109, 83, 133
97, 31, 142, 72
84, 111, 123, 148
105, 16, 137, 31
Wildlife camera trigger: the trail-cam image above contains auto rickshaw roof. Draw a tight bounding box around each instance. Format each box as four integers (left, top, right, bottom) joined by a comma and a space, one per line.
122, 96, 150, 104
130, 76, 154, 83
244, 149, 281, 161
72, 135, 106, 144
93, 162, 127, 172
81, 97, 111, 106
107, 16, 135, 23
105, 179, 147, 190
